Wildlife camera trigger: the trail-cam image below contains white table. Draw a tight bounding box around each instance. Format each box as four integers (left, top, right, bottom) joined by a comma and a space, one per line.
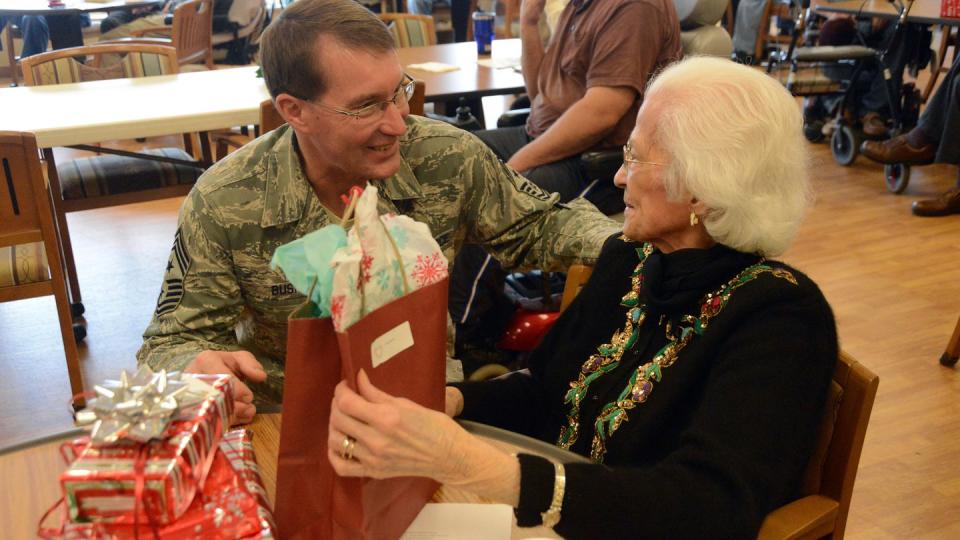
0, 65, 270, 310
0, 65, 270, 147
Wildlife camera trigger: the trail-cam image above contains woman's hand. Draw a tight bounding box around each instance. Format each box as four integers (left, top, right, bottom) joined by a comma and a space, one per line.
445, 386, 464, 418
327, 371, 520, 506
328, 370, 470, 483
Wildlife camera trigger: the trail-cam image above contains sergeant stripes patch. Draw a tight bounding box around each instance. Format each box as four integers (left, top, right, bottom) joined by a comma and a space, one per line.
155, 228, 192, 316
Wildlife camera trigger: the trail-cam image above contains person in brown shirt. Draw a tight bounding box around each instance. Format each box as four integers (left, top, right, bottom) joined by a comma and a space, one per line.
474, 0, 682, 211
450, 0, 682, 373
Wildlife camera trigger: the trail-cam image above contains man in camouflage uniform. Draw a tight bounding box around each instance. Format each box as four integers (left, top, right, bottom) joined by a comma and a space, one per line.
138, 0, 619, 422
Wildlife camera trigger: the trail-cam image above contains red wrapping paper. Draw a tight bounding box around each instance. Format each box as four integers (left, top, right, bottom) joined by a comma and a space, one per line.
944, 0, 960, 18
60, 374, 233, 525
49, 430, 276, 539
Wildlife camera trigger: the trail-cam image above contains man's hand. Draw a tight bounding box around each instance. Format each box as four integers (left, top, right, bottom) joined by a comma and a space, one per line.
520, 0, 547, 27
186, 350, 267, 425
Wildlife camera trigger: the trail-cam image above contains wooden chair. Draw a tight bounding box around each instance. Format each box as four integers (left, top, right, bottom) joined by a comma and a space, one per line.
381, 13, 437, 47
19, 43, 203, 316
213, 98, 285, 160
2, 18, 22, 86
939, 314, 960, 367
128, 0, 215, 70
754, 0, 796, 63
559, 264, 592, 312
0, 131, 85, 403
19, 43, 202, 212
757, 350, 879, 540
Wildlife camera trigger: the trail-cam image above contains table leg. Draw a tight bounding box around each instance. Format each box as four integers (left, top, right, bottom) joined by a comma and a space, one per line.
46, 14, 85, 50
41, 148, 83, 315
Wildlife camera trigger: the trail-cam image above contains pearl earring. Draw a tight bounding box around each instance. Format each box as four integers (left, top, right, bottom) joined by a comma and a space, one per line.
690, 212, 699, 227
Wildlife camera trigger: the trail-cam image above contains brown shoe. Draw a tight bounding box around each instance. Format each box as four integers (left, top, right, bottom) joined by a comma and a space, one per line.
861, 135, 935, 165
861, 112, 888, 137
912, 187, 960, 217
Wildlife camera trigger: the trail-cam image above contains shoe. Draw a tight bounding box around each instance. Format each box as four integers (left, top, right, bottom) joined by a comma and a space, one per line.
731, 50, 757, 66
860, 135, 935, 165
911, 188, 960, 217
860, 112, 888, 138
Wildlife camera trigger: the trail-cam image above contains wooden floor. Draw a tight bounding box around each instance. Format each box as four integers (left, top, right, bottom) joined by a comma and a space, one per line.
1, 103, 959, 537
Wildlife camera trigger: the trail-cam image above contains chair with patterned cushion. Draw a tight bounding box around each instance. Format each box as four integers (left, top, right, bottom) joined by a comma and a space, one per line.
0, 131, 85, 403
19, 42, 204, 316
19, 42, 203, 210
380, 13, 437, 48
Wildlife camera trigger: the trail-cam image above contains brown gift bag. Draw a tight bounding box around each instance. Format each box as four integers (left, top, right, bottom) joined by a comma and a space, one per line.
275, 277, 448, 540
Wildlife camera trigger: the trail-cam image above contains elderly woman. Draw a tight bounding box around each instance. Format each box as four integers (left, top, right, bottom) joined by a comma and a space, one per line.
327, 56, 837, 538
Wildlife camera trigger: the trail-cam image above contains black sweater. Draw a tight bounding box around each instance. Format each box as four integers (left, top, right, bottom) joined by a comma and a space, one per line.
456, 235, 837, 539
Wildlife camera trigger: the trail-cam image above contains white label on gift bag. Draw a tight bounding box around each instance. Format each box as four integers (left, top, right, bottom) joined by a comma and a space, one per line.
371, 321, 414, 368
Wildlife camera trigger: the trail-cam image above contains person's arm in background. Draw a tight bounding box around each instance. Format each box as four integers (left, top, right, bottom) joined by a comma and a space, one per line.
508, 2, 668, 172
506, 86, 635, 172
453, 129, 620, 270
519, 0, 547, 100
137, 190, 265, 422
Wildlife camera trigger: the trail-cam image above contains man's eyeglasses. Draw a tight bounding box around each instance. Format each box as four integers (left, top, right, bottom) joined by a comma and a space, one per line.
622, 142, 664, 168
310, 74, 416, 121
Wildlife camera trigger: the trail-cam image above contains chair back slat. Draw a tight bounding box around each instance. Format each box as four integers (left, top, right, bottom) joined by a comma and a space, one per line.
20, 43, 180, 86
0, 133, 45, 247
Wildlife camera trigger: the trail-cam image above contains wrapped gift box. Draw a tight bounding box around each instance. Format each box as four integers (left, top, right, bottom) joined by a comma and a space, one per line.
60, 372, 233, 525
57, 430, 276, 539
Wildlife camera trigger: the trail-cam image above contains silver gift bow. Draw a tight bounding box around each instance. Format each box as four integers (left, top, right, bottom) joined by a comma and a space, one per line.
75, 367, 211, 444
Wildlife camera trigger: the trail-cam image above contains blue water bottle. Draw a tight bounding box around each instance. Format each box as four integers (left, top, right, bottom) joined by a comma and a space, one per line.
472, 10, 495, 55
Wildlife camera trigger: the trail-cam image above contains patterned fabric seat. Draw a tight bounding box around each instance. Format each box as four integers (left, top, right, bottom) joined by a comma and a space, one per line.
0, 242, 49, 288
57, 148, 202, 201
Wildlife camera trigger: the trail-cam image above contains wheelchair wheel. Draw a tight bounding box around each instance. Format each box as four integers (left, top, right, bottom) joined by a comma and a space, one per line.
884, 163, 911, 194
831, 125, 859, 166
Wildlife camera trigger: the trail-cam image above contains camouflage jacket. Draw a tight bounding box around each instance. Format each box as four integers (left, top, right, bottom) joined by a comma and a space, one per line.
137, 116, 619, 402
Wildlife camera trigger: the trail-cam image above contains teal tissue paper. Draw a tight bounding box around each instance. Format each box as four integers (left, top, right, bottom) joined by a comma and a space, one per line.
270, 225, 347, 317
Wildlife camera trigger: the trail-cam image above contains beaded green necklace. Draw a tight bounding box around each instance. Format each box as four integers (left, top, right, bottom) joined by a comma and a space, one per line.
557, 241, 797, 462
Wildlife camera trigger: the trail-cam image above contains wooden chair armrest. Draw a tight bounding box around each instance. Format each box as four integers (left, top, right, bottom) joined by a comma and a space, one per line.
756, 495, 839, 540
129, 26, 172, 38
97, 37, 173, 47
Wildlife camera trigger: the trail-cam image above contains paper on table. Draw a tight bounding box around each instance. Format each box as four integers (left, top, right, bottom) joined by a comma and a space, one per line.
401, 503, 511, 539
407, 62, 461, 73
477, 57, 521, 70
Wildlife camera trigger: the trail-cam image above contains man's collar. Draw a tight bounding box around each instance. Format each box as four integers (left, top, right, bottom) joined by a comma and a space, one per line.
260, 127, 312, 228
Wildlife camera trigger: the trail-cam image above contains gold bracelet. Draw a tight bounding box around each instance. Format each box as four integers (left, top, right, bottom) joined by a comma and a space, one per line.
540, 462, 565, 529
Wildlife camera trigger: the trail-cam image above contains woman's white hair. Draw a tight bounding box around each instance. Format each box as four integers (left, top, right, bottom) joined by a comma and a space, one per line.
648, 56, 811, 256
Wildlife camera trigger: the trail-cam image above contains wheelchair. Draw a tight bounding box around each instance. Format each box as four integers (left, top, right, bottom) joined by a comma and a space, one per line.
766, 0, 923, 175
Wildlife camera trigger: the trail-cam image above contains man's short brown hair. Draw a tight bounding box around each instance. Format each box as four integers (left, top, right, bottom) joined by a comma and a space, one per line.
260, 0, 396, 101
